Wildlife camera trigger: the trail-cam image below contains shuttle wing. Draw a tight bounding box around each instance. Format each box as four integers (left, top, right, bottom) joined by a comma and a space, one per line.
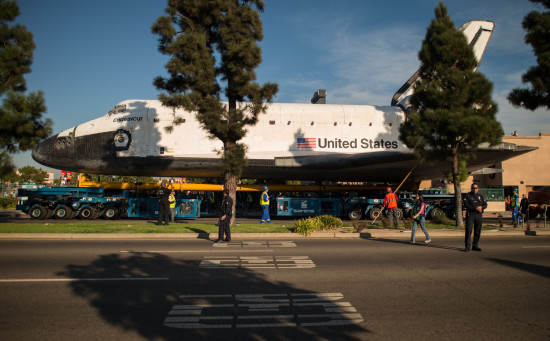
270, 142, 536, 182
392, 20, 495, 109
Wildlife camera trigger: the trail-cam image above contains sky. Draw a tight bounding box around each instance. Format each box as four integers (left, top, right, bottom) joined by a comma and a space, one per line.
11, 0, 550, 175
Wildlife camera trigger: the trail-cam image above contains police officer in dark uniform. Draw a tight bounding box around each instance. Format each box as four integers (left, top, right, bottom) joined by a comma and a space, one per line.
463, 184, 487, 252
157, 183, 171, 226
216, 189, 233, 242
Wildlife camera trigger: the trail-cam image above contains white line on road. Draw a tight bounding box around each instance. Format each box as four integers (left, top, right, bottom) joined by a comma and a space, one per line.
522, 246, 550, 248
0, 277, 170, 283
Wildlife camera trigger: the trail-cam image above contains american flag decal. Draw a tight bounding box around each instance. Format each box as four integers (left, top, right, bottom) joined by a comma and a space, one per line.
297, 137, 316, 149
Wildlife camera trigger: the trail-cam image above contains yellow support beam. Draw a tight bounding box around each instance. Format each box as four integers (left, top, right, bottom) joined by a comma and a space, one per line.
77, 174, 388, 192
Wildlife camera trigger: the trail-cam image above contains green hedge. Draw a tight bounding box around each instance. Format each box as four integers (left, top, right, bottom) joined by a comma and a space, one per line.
294, 215, 343, 236
0, 197, 17, 208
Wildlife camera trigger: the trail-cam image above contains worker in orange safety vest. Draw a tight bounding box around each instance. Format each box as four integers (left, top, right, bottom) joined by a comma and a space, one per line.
383, 187, 400, 228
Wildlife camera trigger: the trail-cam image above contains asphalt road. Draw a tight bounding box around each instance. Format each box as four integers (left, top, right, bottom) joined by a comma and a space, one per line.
0, 236, 549, 340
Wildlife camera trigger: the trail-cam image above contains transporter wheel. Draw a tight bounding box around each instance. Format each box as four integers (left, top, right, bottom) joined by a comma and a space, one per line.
430, 207, 445, 219
368, 206, 382, 221
348, 207, 363, 221
30, 205, 48, 220
103, 206, 119, 220
54, 205, 73, 220
91, 208, 101, 219
395, 208, 404, 220
45, 208, 54, 219
79, 206, 96, 220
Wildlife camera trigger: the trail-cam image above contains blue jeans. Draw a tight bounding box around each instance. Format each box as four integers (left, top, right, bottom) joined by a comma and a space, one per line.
411, 216, 430, 242
261, 205, 270, 222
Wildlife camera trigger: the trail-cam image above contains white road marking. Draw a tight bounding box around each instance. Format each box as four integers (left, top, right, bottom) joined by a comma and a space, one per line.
212, 241, 297, 248
0, 277, 169, 283
522, 246, 550, 248
199, 256, 315, 269
164, 293, 364, 329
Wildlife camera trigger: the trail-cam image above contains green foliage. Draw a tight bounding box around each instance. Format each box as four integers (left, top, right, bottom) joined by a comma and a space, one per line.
0, 196, 16, 208
17, 165, 46, 183
430, 214, 453, 225
399, 2, 503, 227
152, 0, 278, 185
316, 215, 344, 229
294, 215, 343, 236
0, 0, 52, 177
508, 0, 550, 110
351, 221, 366, 232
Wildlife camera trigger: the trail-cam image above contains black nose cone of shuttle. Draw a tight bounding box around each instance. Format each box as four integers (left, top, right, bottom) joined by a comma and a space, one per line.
32, 133, 75, 170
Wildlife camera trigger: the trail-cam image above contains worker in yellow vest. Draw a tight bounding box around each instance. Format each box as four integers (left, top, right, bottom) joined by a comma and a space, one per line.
260, 186, 271, 224
169, 190, 176, 223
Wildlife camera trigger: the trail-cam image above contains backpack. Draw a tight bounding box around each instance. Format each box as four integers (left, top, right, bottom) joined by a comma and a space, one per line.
412, 202, 425, 220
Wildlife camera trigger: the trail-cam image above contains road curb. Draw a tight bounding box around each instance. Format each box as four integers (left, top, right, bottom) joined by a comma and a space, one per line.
0, 229, 548, 240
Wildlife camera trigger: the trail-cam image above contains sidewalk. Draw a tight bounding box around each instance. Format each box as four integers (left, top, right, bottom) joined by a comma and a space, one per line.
1, 209, 549, 240
0, 227, 548, 240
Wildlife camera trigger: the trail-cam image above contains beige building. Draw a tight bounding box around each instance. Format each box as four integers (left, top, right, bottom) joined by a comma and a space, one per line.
420, 133, 550, 211
44, 171, 55, 185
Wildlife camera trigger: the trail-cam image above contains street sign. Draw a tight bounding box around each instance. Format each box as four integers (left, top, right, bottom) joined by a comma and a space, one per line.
19, 182, 37, 190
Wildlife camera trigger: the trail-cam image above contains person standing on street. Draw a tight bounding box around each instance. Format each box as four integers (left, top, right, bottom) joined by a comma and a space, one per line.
512, 188, 520, 226
463, 184, 487, 252
410, 194, 431, 244
216, 189, 233, 242
157, 183, 171, 226
169, 190, 177, 223
260, 186, 271, 224
520, 194, 530, 224
383, 187, 399, 228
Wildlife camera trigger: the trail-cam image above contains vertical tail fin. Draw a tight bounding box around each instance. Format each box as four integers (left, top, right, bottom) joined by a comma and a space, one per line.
391, 20, 495, 109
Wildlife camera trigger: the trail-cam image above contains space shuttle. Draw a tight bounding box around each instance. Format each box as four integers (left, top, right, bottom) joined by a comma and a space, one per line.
32, 21, 536, 182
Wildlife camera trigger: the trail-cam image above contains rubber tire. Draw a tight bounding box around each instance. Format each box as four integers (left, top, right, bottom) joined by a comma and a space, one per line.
54, 205, 72, 220
395, 208, 404, 220
348, 207, 363, 221
368, 206, 382, 221
30, 205, 47, 220
103, 207, 118, 220
430, 207, 445, 218
79, 206, 96, 220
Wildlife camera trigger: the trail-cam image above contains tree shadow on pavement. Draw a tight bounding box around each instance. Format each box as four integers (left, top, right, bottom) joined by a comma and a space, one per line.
58, 252, 370, 340
486, 258, 550, 279
362, 237, 464, 251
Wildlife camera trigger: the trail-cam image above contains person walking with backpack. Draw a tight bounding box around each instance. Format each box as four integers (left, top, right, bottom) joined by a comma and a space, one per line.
410, 193, 431, 244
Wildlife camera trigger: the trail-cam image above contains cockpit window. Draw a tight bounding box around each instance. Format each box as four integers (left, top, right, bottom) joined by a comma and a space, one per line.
108, 104, 127, 116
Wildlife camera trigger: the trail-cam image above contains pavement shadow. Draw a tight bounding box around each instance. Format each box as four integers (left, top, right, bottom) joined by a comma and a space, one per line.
486, 258, 550, 279
58, 251, 370, 340
188, 227, 211, 239
362, 237, 464, 252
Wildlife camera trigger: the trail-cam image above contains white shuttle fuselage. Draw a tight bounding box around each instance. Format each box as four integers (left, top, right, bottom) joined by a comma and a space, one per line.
31, 20, 536, 181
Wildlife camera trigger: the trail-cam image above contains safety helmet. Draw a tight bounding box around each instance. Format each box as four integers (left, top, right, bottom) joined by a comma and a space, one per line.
263, 186, 269, 191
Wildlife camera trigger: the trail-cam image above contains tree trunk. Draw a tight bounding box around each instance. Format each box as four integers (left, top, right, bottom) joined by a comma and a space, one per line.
223, 140, 238, 227
224, 171, 237, 226
451, 145, 464, 228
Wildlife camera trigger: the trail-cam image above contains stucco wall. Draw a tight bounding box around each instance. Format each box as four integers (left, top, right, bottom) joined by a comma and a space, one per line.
419, 133, 550, 199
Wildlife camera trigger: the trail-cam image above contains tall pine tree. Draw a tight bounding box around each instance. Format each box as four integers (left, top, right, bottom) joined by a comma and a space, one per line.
0, 0, 52, 177
508, 0, 550, 110
399, 3, 503, 227
152, 0, 278, 224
